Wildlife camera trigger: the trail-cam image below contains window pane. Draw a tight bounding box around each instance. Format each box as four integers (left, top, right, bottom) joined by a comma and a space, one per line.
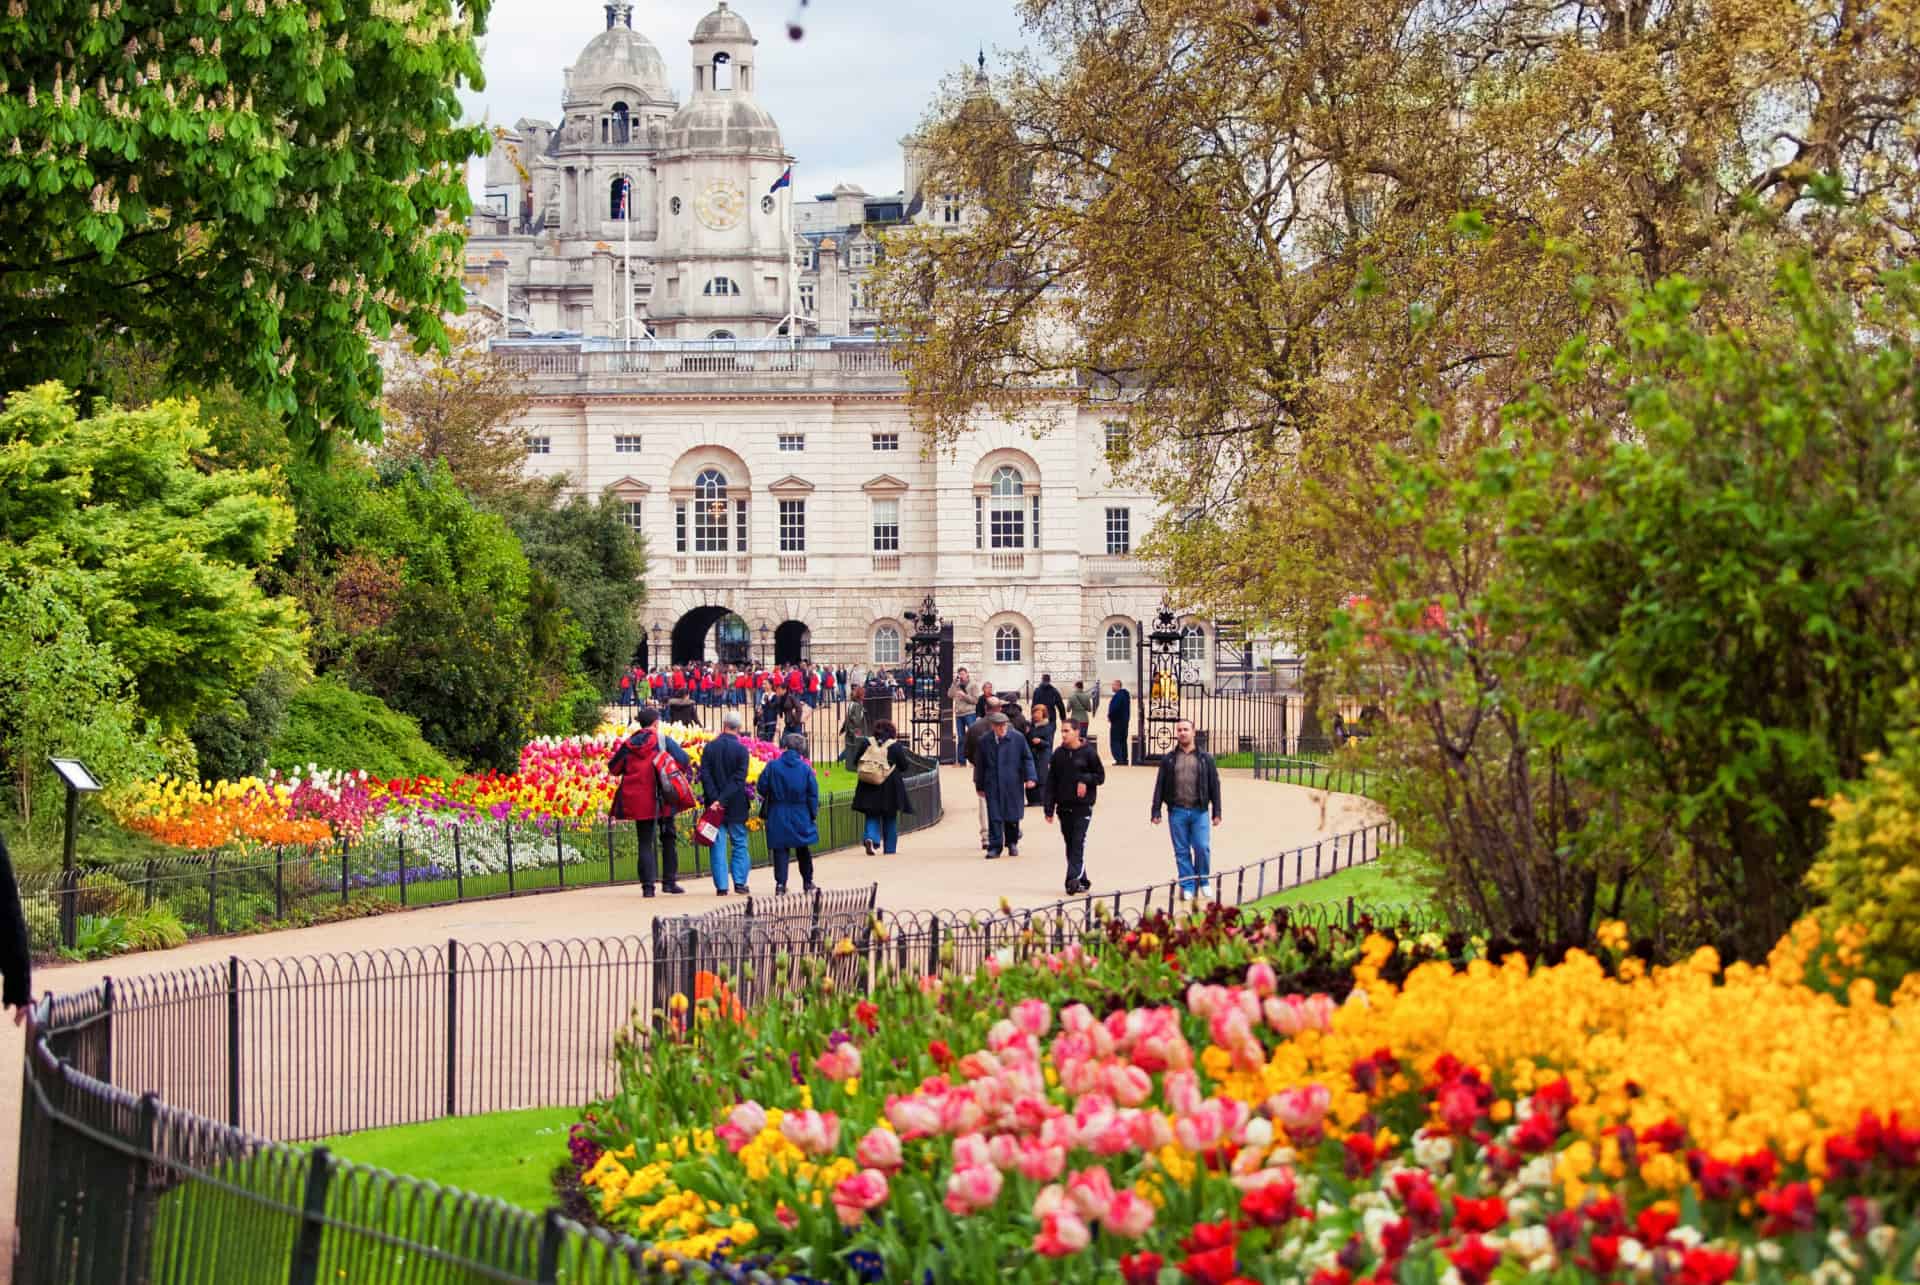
1105, 624, 1133, 662
873, 625, 901, 664
779, 499, 806, 552
778, 433, 805, 452
1105, 507, 1131, 555
871, 432, 899, 451
614, 435, 643, 453
994, 625, 1022, 663
871, 498, 899, 551
692, 472, 729, 552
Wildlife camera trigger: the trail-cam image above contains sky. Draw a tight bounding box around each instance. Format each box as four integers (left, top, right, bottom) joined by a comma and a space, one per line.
464, 0, 1035, 200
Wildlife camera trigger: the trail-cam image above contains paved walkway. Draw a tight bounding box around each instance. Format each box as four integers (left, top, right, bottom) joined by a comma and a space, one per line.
0, 767, 1378, 1276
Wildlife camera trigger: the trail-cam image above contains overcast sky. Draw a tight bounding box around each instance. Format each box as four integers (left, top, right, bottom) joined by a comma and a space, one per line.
465, 0, 1033, 199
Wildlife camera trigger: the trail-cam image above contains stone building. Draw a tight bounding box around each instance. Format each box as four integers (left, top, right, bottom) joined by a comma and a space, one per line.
463, 3, 1270, 689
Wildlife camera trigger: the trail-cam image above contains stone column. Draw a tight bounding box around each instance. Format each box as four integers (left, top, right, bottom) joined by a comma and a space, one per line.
818, 237, 846, 336
590, 243, 614, 339
486, 253, 510, 323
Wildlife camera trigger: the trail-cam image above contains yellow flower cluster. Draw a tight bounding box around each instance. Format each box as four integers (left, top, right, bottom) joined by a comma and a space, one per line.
1217, 922, 1920, 1202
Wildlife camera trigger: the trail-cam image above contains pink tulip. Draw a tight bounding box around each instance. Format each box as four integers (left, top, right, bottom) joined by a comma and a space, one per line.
951, 1132, 992, 1171
1033, 1209, 1091, 1257
1012, 998, 1053, 1038
943, 1164, 1004, 1214
780, 1109, 841, 1157
855, 1127, 904, 1172
1105, 1189, 1157, 1238
1060, 1003, 1096, 1033
815, 1041, 862, 1082
1065, 1166, 1117, 1221
937, 1090, 985, 1135
1105, 1064, 1153, 1108
1015, 1137, 1066, 1182
1263, 994, 1309, 1036
886, 1095, 941, 1139
832, 1168, 890, 1227
1271, 1083, 1331, 1137
1245, 961, 1279, 997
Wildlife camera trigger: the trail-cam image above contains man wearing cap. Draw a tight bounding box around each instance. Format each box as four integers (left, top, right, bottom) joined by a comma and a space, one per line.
973, 710, 1036, 859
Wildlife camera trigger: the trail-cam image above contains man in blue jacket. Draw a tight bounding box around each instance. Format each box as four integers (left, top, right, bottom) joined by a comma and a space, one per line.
972, 711, 1036, 859
698, 712, 754, 895
1106, 678, 1133, 766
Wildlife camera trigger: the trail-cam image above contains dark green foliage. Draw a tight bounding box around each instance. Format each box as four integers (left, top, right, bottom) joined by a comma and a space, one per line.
503, 494, 648, 697
268, 678, 456, 780
188, 665, 298, 782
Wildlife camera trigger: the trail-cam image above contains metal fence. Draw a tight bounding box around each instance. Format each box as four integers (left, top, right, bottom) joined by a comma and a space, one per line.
1251, 751, 1381, 797
26, 764, 942, 958
18, 812, 1420, 1284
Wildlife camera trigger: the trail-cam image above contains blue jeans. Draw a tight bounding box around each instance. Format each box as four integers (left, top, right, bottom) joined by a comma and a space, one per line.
1167, 806, 1213, 895
955, 714, 977, 762
863, 814, 899, 854
710, 821, 751, 892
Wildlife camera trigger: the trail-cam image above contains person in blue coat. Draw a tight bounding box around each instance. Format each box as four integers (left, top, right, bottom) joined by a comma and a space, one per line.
972, 711, 1036, 859
759, 733, 821, 894
697, 713, 754, 895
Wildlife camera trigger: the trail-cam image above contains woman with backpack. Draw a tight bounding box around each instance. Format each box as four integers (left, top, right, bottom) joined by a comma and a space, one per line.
607, 707, 693, 897
850, 719, 913, 855
759, 733, 821, 894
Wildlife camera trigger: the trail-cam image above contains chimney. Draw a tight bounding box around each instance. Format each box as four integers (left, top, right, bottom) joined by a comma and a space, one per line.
486, 252, 510, 323
817, 237, 845, 335
590, 243, 614, 338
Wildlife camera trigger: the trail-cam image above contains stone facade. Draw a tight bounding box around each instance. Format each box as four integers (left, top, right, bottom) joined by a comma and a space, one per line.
464, 3, 1270, 688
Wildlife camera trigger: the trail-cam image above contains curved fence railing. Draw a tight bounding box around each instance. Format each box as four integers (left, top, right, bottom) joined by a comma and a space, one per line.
26, 761, 941, 959
18, 810, 1426, 1284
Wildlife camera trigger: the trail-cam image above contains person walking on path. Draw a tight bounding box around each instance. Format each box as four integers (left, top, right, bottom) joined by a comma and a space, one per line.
1107, 678, 1133, 766
1066, 681, 1095, 737
698, 713, 754, 895
974, 682, 996, 721
947, 668, 976, 763
780, 689, 808, 748
964, 697, 1001, 850
1030, 673, 1065, 729
760, 733, 820, 894
1044, 722, 1105, 894
1150, 718, 1224, 899
1025, 702, 1057, 807
607, 707, 691, 898
850, 719, 914, 855
0, 831, 33, 1024
839, 686, 868, 770
974, 711, 1036, 859
756, 686, 780, 744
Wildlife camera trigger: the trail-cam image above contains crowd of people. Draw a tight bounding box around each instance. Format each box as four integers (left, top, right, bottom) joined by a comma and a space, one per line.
617, 660, 923, 709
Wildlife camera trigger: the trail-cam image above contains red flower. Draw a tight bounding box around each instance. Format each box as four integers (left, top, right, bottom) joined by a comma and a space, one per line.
1545, 1208, 1584, 1251
1634, 1206, 1679, 1244
1756, 1182, 1818, 1237
1390, 1169, 1441, 1230
1734, 1148, 1779, 1193
1639, 1119, 1686, 1153
1119, 1252, 1163, 1285
1241, 1178, 1305, 1227
1438, 1081, 1485, 1134
1343, 1132, 1381, 1178
1447, 1234, 1502, 1285
1584, 1234, 1621, 1274
1307, 1271, 1351, 1285
1825, 1132, 1875, 1180
1180, 1220, 1241, 1254
1512, 1110, 1561, 1154
1531, 1078, 1575, 1117
1380, 1218, 1413, 1261
1179, 1246, 1239, 1285
927, 1040, 954, 1069
1583, 1195, 1627, 1236
1678, 1248, 1741, 1285
1687, 1152, 1739, 1202
1452, 1196, 1507, 1233
853, 1000, 879, 1033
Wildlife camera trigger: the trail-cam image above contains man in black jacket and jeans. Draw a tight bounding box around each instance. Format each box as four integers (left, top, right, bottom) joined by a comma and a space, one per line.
1044, 722, 1106, 893
1149, 718, 1223, 900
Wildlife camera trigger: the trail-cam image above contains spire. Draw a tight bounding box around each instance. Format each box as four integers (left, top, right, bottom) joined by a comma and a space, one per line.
974, 47, 989, 90
605, 0, 632, 29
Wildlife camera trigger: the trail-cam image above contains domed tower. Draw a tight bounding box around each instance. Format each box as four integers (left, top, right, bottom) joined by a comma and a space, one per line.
654, 2, 795, 338
552, 0, 677, 243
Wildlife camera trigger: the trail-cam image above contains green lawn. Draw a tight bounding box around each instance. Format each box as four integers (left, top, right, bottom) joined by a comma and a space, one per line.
1244, 860, 1431, 914
314, 1106, 578, 1212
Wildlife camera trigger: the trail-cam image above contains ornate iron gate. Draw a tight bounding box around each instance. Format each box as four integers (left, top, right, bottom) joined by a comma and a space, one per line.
1137, 604, 1187, 763
905, 595, 953, 762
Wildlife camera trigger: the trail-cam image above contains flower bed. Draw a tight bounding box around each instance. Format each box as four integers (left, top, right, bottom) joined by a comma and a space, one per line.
106, 723, 788, 852
567, 909, 1920, 1283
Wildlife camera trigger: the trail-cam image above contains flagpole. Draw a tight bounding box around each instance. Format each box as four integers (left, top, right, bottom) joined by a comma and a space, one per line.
622, 176, 633, 353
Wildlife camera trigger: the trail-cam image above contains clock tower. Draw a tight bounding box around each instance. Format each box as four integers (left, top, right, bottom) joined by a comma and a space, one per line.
654, 2, 794, 339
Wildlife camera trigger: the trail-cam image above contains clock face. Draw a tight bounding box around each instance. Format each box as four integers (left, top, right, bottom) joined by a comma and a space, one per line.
693, 180, 746, 230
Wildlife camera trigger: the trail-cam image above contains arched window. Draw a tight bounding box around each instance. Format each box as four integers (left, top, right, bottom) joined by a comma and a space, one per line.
609, 176, 632, 220
1104, 623, 1133, 662
994, 624, 1023, 664
610, 101, 630, 144
703, 277, 740, 297
988, 464, 1026, 549
693, 468, 730, 552
872, 624, 902, 665
707, 328, 735, 340
1181, 626, 1206, 662
712, 51, 732, 90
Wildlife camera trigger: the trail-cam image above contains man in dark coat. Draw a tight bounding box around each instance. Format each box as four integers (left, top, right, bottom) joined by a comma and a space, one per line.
608, 706, 692, 897
698, 713, 754, 895
1150, 718, 1225, 899
0, 831, 32, 1025
1030, 674, 1065, 728
963, 697, 1001, 851
1044, 722, 1105, 894
1107, 678, 1133, 766
972, 711, 1036, 859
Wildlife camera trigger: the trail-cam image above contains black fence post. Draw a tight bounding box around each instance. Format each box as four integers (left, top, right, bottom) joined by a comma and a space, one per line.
398, 830, 408, 907
928, 915, 941, 976
99, 975, 115, 1082
445, 939, 458, 1118
505, 821, 516, 895
274, 846, 286, 919
454, 826, 465, 901
340, 839, 350, 906
606, 816, 616, 885
536, 1209, 565, 1284
122, 1090, 161, 1270
555, 824, 565, 888
226, 955, 241, 1127
207, 852, 219, 937
289, 1146, 336, 1285
144, 858, 156, 909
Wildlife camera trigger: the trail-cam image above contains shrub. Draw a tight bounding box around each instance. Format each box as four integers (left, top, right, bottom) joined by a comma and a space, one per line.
74, 870, 138, 917
1806, 687, 1920, 991
189, 665, 298, 781
269, 678, 456, 779
124, 904, 188, 952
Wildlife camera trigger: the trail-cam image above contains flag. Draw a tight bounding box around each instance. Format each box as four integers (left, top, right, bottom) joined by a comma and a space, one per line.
614, 177, 629, 219
768, 167, 792, 195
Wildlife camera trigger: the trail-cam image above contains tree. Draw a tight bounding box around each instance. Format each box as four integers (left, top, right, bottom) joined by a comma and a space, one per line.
878, 0, 1920, 640
0, 0, 492, 453
502, 493, 647, 697
188, 664, 298, 782
376, 322, 536, 501
0, 582, 163, 841
0, 383, 304, 731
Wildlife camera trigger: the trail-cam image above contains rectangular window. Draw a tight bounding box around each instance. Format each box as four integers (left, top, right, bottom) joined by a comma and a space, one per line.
848, 282, 864, 311
871, 432, 900, 451
989, 499, 1026, 550
619, 500, 644, 532
778, 499, 806, 552
871, 498, 900, 552
693, 496, 728, 553
674, 502, 687, 553
1031, 495, 1041, 548
1105, 507, 1132, 555
1104, 421, 1128, 456
613, 434, 643, 453
735, 499, 748, 553
777, 433, 805, 453
526, 435, 552, 455
799, 284, 816, 313
974, 495, 983, 550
